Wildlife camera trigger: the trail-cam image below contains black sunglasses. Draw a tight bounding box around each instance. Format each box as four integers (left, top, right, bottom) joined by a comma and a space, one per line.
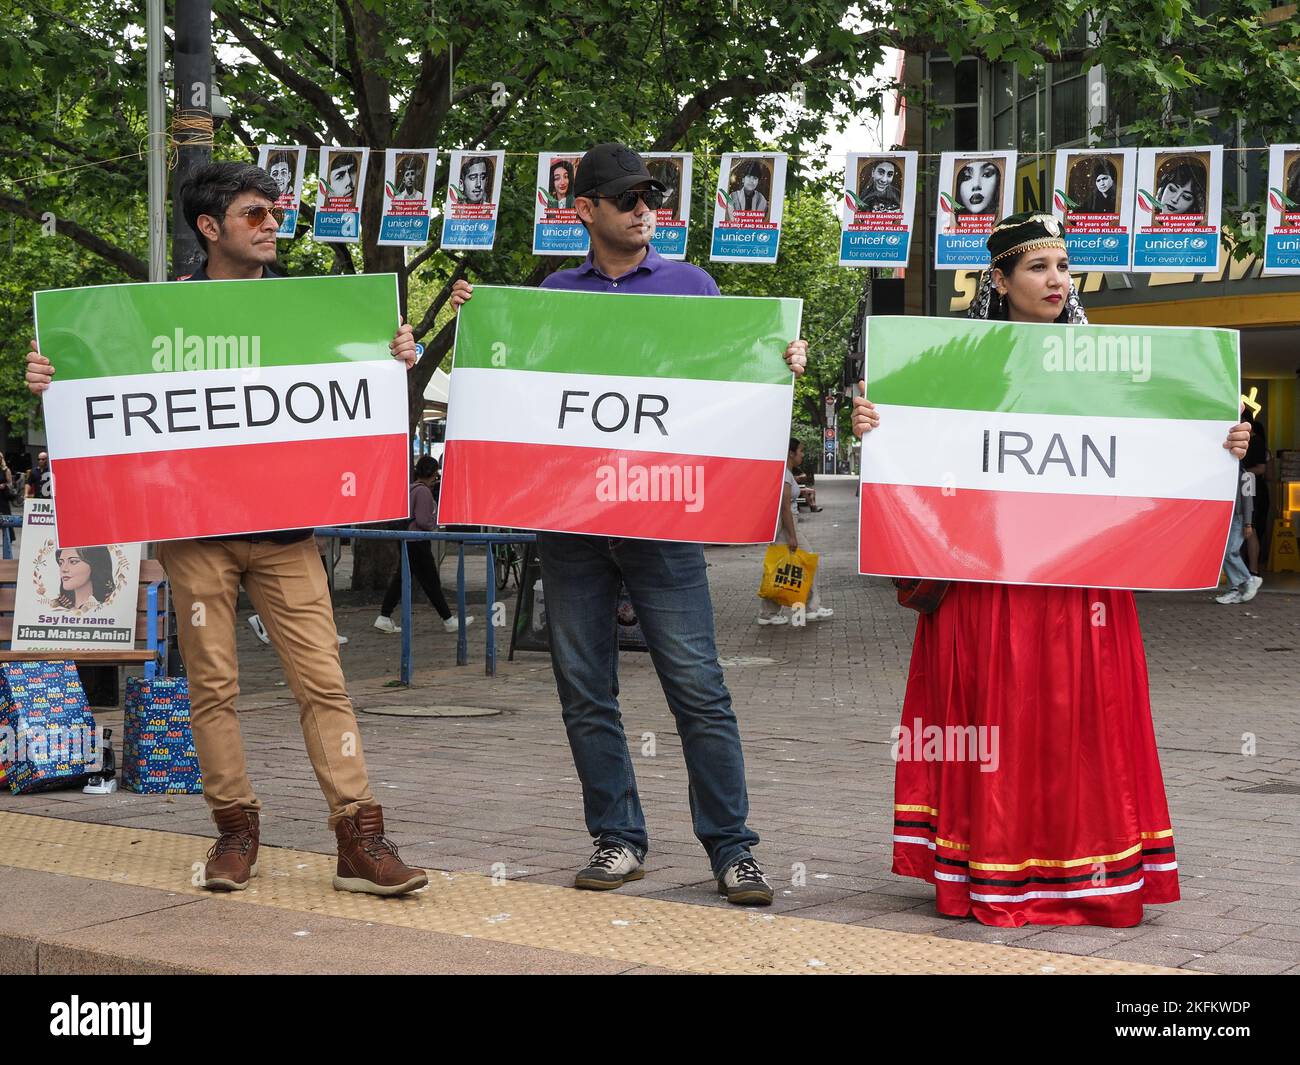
587, 188, 664, 213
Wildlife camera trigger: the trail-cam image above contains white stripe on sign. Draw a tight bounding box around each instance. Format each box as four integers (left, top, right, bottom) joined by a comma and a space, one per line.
45, 361, 408, 460
446, 367, 791, 462
860, 405, 1237, 502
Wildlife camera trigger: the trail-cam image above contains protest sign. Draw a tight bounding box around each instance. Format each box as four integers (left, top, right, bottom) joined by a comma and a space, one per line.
9, 499, 142, 652
934, 151, 1018, 269
441, 149, 505, 251
643, 152, 694, 260
1051, 147, 1137, 270
709, 152, 787, 264
1263, 144, 1300, 275
532, 151, 590, 256
257, 144, 307, 240
439, 285, 799, 542
33, 274, 409, 547
840, 151, 917, 268
1132, 146, 1223, 272
858, 315, 1240, 590
314, 146, 370, 242
378, 148, 437, 246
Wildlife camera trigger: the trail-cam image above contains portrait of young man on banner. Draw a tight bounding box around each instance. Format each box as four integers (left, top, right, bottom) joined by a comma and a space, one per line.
642, 152, 694, 260
9, 498, 142, 653
934, 151, 1017, 269
1133, 146, 1223, 272
314, 146, 370, 243
256, 144, 307, 240
1263, 144, 1300, 275
532, 152, 590, 256
440, 149, 505, 251
840, 151, 917, 268
377, 148, 437, 247
709, 152, 787, 264
1051, 148, 1137, 270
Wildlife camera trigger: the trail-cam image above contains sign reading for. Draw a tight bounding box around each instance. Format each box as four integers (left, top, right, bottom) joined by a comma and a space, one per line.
859, 316, 1240, 590
34, 274, 410, 547
439, 286, 800, 543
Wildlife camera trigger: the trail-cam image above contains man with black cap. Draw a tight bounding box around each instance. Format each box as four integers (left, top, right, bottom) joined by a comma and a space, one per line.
453, 142, 807, 906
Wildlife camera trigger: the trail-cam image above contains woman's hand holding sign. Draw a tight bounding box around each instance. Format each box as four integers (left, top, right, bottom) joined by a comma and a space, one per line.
390, 321, 418, 370
26, 341, 54, 396
852, 382, 880, 437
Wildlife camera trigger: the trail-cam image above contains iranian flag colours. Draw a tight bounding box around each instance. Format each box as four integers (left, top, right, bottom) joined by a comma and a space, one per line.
439, 286, 799, 542
859, 316, 1240, 590
34, 275, 410, 547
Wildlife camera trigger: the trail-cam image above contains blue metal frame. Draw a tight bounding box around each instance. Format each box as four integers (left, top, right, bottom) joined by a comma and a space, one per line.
313, 527, 535, 683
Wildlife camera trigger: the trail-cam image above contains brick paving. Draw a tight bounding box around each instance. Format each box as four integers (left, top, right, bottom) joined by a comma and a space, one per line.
4, 477, 1298, 972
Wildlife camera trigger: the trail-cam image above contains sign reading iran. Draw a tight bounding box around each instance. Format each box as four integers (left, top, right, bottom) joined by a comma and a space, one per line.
859, 316, 1240, 590
439, 286, 800, 543
34, 275, 410, 547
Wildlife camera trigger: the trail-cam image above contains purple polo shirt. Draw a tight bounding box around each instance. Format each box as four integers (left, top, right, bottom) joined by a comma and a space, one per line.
540, 245, 720, 297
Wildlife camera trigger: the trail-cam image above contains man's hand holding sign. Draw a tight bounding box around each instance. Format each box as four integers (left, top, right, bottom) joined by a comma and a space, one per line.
440, 280, 806, 543
28, 274, 414, 547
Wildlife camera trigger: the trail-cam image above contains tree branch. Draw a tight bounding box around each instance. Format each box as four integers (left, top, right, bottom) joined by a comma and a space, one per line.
0, 194, 147, 279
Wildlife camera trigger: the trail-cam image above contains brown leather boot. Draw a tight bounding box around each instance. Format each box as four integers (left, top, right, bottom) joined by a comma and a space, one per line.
203, 807, 260, 891
334, 804, 428, 897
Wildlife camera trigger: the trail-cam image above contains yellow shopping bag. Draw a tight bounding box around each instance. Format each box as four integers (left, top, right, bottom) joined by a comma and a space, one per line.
758, 545, 819, 607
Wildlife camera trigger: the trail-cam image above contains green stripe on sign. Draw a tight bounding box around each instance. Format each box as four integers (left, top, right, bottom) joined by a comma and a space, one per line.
34, 274, 399, 381
866, 316, 1239, 421
454, 285, 800, 384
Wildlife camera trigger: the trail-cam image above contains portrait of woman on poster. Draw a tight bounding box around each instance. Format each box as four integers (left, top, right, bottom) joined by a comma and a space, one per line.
647, 159, 681, 215
954, 157, 1001, 216
1154, 158, 1207, 222
267, 151, 296, 199
858, 158, 903, 212
54, 546, 116, 611
1084, 157, 1119, 214
549, 159, 576, 209
1286, 155, 1300, 209
728, 159, 770, 217
394, 154, 426, 200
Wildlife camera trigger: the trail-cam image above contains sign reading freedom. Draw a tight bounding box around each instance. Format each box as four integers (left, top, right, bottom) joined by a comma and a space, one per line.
439, 286, 800, 543
34, 274, 410, 547
859, 316, 1240, 590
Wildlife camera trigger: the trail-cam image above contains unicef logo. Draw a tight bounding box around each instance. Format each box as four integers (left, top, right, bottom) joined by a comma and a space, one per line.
756, 233, 771, 244
1102, 237, 1119, 249
479, 222, 490, 232
1190, 237, 1207, 249
885, 235, 901, 246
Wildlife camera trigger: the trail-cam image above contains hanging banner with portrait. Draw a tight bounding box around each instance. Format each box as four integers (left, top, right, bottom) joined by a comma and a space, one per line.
934, 151, 1018, 270
840, 151, 918, 268
9, 499, 142, 652
1051, 147, 1137, 271
1263, 144, 1300, 276
709, 152, 787, 264
314, 146, 370, 243
440, 149, 505, 251
532, 151, 590, 256
1132, 145, 1223, 273
643, 152, 694, 260
377, 148, 438, 247
256, 144, 307, 240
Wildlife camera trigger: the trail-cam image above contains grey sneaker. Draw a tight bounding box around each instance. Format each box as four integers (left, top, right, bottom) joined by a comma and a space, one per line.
1240, 574, 1263, 602
718, 855, 773, 906
1215, 588, 1244, 605
574, 841, 644, 891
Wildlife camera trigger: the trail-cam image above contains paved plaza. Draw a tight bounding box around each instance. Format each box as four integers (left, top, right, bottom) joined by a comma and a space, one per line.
2, 477, 1298, 973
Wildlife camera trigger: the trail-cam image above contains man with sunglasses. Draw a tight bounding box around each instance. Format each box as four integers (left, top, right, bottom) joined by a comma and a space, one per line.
451, 143, 809, 905
25, 162, 428, 898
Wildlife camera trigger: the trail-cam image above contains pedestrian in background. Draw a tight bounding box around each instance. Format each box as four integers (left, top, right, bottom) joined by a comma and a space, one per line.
757, 437, 833, 625
1217, 469, 1263, 604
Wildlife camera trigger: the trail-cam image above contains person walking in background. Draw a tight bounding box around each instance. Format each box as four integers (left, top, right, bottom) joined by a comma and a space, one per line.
25, 451, 51, 499
375, 455, 473, 635
757, 437, 833, 626
1240, 414, 1271, 576
0, 454, 13, 517
1217, 468, 1264, 604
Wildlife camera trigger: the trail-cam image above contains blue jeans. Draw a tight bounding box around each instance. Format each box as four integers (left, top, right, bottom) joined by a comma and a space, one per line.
536, 533, 759, 876
1223, 510, 1252, 590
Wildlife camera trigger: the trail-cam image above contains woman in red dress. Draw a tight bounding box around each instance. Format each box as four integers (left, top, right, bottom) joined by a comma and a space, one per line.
852, 213, 1251, 927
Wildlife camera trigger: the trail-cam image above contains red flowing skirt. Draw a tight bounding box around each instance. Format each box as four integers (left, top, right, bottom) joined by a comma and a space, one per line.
891, 583, 1180, 927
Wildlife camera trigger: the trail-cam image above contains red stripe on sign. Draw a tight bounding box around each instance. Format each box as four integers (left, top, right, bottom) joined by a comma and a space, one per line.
859, 483, 1233, 589
440, 439, 784, 543
51, 434, 410, 547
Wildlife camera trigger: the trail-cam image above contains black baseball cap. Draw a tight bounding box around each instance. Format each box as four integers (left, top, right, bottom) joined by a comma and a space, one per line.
573, 142, 667, 198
